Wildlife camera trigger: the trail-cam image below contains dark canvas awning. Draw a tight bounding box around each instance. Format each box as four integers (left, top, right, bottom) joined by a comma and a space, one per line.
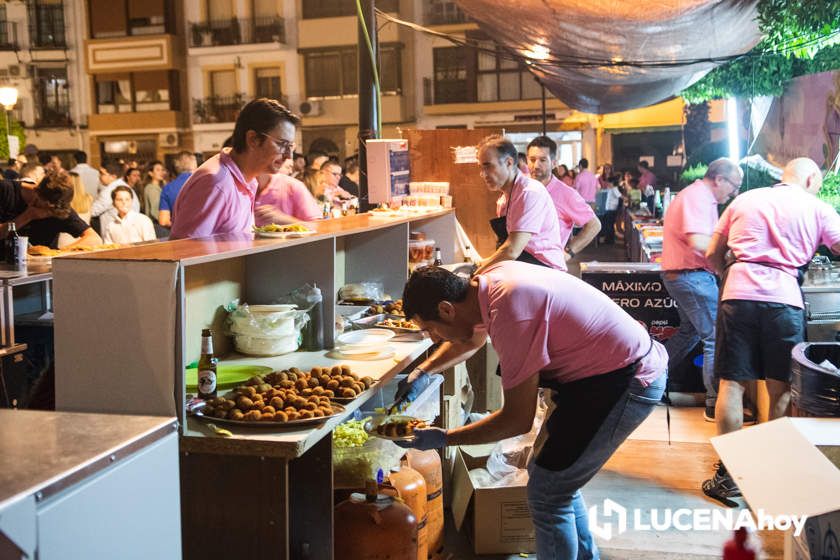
455, 0, 762, 113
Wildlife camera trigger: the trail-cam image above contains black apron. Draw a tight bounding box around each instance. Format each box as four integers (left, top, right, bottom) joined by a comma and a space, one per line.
489, 178, 550, 268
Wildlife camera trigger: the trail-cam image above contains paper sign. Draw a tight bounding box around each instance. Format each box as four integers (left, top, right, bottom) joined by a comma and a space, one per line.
639, 155, 654, 167
7, 135, 19, 159
453, 146, 478, 164
666, 155, 684, 167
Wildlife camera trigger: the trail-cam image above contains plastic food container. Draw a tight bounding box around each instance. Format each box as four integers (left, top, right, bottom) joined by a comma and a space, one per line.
233, 332, 300, 356
409, 239, 435, 263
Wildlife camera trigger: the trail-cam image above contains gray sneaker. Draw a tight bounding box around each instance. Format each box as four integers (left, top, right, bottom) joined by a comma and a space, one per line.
702, 461, 741, 508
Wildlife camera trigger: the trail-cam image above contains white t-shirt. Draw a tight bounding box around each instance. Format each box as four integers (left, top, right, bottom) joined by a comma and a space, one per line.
103, 211, 157, 244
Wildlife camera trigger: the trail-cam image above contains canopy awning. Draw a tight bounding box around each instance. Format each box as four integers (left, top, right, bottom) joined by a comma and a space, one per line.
455, 0, 762, 113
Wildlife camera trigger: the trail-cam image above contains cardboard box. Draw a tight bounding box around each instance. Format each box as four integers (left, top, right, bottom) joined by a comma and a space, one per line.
451, 446, 536, 555
711, 418, 840, 560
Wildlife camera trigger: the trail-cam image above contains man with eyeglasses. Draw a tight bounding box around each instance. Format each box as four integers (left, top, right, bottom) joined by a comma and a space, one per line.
170, 98, 300, 239
702, 157, 840, 506
318, 160, 354, 207
660, 158, 744, 425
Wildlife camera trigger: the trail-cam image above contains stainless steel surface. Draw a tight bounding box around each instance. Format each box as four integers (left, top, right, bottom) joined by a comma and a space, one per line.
0, 410, 176, 509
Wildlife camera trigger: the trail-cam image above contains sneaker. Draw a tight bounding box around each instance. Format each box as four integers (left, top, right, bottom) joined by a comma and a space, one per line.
702, 461, 741, 507
703, 406, 757, 424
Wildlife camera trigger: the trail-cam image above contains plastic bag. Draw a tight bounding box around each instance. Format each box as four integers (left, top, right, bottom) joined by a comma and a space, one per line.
484, 393, 548, 485
338, 282, 385, 303
224, 300, 309, 337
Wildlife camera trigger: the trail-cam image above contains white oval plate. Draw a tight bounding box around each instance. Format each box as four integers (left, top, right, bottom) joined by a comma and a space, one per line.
336, 328, 395, 346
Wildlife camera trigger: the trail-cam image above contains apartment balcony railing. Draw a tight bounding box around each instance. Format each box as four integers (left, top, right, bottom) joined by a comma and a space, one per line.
425, 1, 469, 25
189, 17, 285, 48
35, 108, 73, 128
0, 21, 19, 50
29, 4, 66, 48
192, 94, 249, 124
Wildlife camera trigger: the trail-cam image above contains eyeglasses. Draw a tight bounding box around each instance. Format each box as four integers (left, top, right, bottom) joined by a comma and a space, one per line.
260, 132, 295, 154
723, 176, 742, 190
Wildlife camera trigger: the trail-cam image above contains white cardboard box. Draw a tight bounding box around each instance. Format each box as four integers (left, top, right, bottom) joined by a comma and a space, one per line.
711, 417, 840, 559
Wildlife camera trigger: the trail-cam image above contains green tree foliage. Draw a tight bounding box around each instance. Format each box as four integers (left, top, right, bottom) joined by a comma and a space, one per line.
681, 0, 840, 103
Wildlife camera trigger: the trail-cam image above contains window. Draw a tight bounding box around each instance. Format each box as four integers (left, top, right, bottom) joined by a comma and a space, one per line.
33, 67, 71, 126
304, 45, 401, 98
433, 47, 468, 104
254, 67, 282, 100
29, 0, 65, 48
304, 48, 355, 98
430, 40, 542, 105
96, 71, 178, 113
303, 0, 397, 19
0, 6, 16, 50
89, 0, 170, 38
209, 70, 236, 97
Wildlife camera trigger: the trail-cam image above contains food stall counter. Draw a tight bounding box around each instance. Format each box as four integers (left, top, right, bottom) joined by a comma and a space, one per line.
181, 337, 433, 459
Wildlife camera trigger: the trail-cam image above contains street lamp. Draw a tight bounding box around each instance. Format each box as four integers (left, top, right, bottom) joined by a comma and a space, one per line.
0, 86, 18, 159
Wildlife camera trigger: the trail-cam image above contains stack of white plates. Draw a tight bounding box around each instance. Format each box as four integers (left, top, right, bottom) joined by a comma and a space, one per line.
335, 328, 395, 359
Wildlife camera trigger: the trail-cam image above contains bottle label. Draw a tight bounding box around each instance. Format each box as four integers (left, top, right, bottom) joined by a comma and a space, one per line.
198, 369, 216, 395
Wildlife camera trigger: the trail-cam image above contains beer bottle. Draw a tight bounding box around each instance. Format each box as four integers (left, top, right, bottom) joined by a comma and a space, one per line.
197, 328, 217, 399
5, 222, 20, 265
433, 248, 442, 266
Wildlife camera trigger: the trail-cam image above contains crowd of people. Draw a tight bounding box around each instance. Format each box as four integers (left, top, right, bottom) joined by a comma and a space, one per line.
0, 110, 363, 249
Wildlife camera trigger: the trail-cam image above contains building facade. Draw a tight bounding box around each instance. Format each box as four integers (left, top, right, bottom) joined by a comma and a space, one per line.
83, 0, 190, 167
0, 0, 89, 160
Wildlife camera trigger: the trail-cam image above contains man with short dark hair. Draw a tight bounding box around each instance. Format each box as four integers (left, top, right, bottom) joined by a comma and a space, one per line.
339, 155, 360, 198
171, 98, 301, 239
4, 157, 23, 181
474, 135, 566, 274
319, 160, 354, 206
91, 160, 139, 219
70, 150, 100, 199
158, 151, 197, 228
395, 263, 667, 559
526, 136, 600, 259
573, 158, 597, 204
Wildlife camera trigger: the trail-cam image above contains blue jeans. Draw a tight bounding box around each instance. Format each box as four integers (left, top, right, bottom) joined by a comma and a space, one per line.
527, 373, 666, 559
661, 270, 719, 407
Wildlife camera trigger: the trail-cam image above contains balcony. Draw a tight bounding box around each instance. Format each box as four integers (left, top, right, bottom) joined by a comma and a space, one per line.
0, 21, 19, 50
29, 4, 66, 49
35, 108, 73, 128
425, 1, 469, 26
192, 94, 250, 124
189, 17, 285, 48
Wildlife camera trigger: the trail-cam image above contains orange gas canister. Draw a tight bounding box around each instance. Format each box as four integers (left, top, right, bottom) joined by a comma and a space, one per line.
386, 466, 428, 560
334, 492, 418, 560
405, 449, 443, 558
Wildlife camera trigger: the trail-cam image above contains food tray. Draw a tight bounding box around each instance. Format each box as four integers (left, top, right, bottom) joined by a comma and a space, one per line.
364, 415, 423, 442
354, 314, 420, 334
192, 403, 345, 428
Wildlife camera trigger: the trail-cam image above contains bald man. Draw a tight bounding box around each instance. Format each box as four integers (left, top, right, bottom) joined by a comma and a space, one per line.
702, 157, 840, 505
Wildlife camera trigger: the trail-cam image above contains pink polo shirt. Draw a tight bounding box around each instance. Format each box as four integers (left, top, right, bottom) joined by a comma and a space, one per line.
545, 176, 596, 247
662, 179, 718, 271
255, 173, 322, 226
477, 261, 668, 390
715, 184, 840, 308
573, 169, 598, 203
170, 149, 257, 239
496, 172, 566, 270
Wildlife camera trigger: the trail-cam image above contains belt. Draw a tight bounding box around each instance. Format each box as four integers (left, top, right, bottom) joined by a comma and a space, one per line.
663, 268, 708, 274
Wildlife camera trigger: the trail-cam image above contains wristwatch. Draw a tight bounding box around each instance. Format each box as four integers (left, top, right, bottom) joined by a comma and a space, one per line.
565, 246, 576, 258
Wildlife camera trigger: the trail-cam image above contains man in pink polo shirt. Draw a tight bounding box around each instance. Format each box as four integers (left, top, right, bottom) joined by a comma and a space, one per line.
573, 158, 598, 204
702, 157, 840, 505
395, 263, 668, 558
526, 136, 600, 259
254, 169, 322, 226
661, 158, 742, 422
170, 98, 300, 239
474, 135, 566, 273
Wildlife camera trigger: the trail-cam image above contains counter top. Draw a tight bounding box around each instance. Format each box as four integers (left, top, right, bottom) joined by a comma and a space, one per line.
0, 410, 177, 510
181, 336, 433, 459
60, 209, 454, 267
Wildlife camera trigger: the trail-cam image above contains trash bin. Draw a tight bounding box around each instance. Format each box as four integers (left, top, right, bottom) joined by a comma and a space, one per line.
790, 342, 840, 417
